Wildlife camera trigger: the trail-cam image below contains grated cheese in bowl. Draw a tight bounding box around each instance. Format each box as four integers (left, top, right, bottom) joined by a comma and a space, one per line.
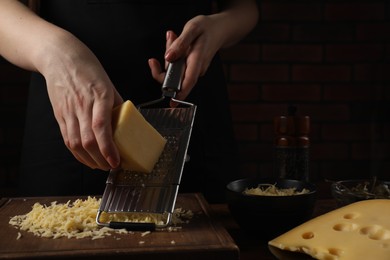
9, 196, 193, 240
243, 184, 310, 196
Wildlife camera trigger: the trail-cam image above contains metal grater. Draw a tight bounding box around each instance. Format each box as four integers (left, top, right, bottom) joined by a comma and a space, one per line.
96, 59, 196, 231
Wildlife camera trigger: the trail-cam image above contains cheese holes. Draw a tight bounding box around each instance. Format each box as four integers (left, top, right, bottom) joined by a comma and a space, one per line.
302, 231, 315, 239
328, 248, 344, 257
343, 212, 359, 220
333, 223, 358, 232
360, 225, 390, 240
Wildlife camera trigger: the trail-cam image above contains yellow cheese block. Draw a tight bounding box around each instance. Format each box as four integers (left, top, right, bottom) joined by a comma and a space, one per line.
268, 199, 390, 260
112, 100, 167, 173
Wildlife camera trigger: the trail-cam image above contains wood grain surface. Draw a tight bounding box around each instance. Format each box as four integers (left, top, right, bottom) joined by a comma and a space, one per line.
0, 193, 239, 260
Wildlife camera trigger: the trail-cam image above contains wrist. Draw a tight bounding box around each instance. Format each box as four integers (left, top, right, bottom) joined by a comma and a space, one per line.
33, 26, 78, 76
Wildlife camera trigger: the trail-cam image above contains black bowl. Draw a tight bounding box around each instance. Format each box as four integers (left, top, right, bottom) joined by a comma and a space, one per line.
331, 179, 390, 207
226, 178, 317, 239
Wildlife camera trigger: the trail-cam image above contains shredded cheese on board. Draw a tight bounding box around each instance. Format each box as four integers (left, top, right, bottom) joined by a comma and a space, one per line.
9, 196, 193, 240
243, 184, 310, 196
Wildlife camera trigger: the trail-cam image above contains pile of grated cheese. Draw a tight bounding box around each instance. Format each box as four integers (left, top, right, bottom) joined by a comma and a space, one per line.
9, 196, 193, 240
99, 207, 193, 227
243, 184, 310, 196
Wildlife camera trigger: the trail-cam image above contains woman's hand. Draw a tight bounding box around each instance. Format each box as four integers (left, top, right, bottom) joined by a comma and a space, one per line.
43, 32, 123, 170
148, 15, 220, 102
148, 0, 258, 102
0, 0, 124, 170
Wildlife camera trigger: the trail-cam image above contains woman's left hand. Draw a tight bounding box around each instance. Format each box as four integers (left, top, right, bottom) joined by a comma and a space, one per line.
148, 15, 220, 102
148, 0, 258, 102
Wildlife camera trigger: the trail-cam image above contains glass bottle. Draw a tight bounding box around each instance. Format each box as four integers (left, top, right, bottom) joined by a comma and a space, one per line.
274, 106, 310, 182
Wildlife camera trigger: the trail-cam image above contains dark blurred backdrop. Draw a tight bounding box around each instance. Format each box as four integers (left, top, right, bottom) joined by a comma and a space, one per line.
1, 0, 389, 198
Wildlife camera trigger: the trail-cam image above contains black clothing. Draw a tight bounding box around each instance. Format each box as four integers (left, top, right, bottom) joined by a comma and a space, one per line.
19, 0, 239, 203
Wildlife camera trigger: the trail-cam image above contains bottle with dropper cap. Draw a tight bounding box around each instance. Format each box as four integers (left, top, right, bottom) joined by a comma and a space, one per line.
274, 105, 310, 182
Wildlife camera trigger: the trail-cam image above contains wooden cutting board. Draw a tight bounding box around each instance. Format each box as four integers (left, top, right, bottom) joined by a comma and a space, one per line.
0, 193, 239, 260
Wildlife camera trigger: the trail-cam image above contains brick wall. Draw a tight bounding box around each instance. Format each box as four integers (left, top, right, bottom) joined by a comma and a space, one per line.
0, 0, 389, 198
221, 0, 390, 197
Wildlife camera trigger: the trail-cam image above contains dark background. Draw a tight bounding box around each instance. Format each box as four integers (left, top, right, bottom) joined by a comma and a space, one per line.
1, 0, 389, 198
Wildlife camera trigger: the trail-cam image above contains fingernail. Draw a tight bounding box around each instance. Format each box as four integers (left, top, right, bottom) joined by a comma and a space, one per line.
165, 50, 175, 61
107, 156, 119, 169
166, 31, 171, 40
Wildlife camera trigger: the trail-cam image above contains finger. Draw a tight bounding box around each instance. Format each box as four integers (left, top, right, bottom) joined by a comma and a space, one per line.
174, 54, 201, 101
166, 30, 177, 50
79, 119, 111, 171
68, 144, 95, 170
165, 30, 178, 68
65, 97, 111, 170
54, 108, 95, 168
148, 58, 165, 84
76, 97, 116, 170
63, 114, 99, 169
165, 25, 200, 62
91, 99, 120, 169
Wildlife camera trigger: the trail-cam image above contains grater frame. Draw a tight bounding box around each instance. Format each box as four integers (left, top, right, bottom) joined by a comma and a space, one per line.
96, 59, 196, 230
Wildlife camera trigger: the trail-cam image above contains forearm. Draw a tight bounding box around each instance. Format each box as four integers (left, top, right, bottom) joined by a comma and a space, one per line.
213, 0, 259, 49
0, 0, 73, 73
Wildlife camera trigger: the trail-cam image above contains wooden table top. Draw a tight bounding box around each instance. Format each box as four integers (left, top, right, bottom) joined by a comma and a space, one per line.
0, 193, 238, 260
0, 193, 338, 260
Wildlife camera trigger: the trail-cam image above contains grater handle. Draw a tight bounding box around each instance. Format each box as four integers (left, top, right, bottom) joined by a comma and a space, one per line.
109, 221, 156, 231
162, 58, 186, 98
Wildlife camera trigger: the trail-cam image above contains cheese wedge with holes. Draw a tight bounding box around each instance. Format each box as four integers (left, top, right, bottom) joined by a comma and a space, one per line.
112, 100, 166, 173
268, 199, 390, 260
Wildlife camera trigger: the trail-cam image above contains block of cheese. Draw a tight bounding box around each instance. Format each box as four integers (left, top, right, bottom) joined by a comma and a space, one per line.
268, 199, 390, 260
112, 100, 166, 173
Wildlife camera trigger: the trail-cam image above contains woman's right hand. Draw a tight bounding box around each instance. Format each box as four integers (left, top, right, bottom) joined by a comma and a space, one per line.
41, 31, 123, 171
0, 1, 124, 171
